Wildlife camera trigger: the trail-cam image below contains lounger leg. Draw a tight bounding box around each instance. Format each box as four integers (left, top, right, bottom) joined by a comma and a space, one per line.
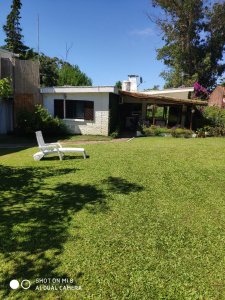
57, 150, 63, 161
83, 151, 87, 159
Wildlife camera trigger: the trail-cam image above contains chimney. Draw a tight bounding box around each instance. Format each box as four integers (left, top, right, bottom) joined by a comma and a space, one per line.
122, 75, 140, 92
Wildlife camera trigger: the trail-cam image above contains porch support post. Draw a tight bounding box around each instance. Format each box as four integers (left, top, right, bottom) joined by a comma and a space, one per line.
181, 105, 186, 128
152, 104, 156, 125
166, 106, 170, 127
141, 102, 147, 120
190, 105, 194, 130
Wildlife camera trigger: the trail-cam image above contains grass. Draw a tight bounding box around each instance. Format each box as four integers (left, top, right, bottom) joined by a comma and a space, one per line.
0, 137, 225, 299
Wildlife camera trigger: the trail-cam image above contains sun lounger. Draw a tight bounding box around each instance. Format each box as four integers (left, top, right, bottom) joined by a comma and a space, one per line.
33, 131, 87, 161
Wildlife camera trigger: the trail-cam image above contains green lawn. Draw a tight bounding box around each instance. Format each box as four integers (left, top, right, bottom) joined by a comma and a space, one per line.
0, 137, 225, 299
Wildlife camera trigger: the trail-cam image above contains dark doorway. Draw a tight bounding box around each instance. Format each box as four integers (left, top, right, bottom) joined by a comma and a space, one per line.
119, 103, 142, 131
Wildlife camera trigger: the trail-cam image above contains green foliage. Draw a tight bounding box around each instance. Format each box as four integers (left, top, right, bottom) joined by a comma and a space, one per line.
16, 104, 68, 136
151, 0, 225, 88
39, 54, 60, 87
115, 81, 122, 89
205, 126, 225, 137
110, 130, 119, 138
144, 85, 160, 91
142, 125, 172, 136
0, 78, 12, 98
142, 125, 193, 137
3, 0, 29, 56
171, 128, 193, 138
58, 63, 92, 86
39, 55, 93, 87
203, 106, 225, 127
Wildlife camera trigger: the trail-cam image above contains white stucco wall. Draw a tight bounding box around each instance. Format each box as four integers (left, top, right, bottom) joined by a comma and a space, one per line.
43, 92, 110, 135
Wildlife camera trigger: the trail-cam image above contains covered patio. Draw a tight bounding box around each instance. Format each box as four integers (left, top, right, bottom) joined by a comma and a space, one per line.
119, 90, 208, 131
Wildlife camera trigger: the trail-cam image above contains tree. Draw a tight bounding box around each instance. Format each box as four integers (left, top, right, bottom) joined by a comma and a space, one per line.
58, 63, 92, 86
151, 0, 225, 88
144, 85, 160, 91
39, 54, 60, 87
3, 0, 29, 56
115, 81, 122, 89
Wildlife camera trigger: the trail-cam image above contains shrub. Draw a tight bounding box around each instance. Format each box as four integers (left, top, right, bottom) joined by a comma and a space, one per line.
196, 127, 206, 138
16, 105, 68, 137
110, 130, 119, 139
199, 125, 225, 137
0, 77, 12, 98
142, 125, 172, 137
203, 106, 225, 128
171, 128, 193, 138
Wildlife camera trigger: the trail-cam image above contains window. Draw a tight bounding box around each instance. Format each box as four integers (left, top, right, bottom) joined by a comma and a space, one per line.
54, 99, 94, 121
84, 101, 94, 120
54, 99, 64, 119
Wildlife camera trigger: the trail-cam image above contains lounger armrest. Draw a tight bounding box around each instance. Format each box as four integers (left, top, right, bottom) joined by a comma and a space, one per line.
39, 145, 60, 150
49, 142, 62, 148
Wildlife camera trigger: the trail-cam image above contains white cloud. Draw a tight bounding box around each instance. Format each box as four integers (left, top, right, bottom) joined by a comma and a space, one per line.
129, 27, 154, 37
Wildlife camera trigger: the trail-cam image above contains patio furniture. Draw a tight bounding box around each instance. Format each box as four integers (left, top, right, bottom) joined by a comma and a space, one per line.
33, 131, 87, 161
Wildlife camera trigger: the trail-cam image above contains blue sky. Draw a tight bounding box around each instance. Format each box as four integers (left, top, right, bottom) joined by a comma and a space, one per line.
0, 0, 165, 89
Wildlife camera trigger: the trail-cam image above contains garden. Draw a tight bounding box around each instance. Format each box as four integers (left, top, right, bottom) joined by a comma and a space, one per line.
0, 137, 225, 299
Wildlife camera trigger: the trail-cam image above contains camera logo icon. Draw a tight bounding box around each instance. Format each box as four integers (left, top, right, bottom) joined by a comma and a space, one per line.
9, 279, 31, 290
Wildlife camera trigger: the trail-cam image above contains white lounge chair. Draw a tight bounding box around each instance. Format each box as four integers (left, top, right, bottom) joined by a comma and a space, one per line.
33, 131, 87, 161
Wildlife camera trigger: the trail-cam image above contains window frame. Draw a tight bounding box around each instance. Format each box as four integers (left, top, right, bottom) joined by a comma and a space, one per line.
54, 99, 94, 121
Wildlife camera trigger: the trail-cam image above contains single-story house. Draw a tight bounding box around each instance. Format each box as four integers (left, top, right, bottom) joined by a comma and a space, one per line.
41, 86, 120, 135
41, 79, 207, 135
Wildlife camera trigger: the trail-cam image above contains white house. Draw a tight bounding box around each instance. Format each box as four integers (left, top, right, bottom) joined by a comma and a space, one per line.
40, 76, 200, 136
41, 86, 119, 135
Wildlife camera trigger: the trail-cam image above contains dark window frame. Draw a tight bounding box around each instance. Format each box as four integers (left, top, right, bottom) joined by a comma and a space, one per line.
54, 99, 64, 119
54, 99, 94, 121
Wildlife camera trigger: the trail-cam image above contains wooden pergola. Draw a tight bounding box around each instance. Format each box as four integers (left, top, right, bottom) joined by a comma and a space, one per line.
119, 90, 208, 130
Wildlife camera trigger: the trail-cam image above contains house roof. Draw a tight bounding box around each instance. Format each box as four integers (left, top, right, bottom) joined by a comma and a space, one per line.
141, 87, 194, 95
40, 86, 118, 94
120, 90, 208, 106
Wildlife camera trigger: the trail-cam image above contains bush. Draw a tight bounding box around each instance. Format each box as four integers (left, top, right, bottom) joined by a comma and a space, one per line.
16, 105, 68, 137
198, 125, 225, 137
203, 106, 225, 128
142, 125, 172, 137
0, 77, 12, 98
196, 107, 225, 137
171, 128, 193, 138
110, 130, 119, 139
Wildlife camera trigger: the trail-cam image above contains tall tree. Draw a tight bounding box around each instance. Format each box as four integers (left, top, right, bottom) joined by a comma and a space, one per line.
3, 0, 29, 56
39, 54, 60, 87
58, 63, 92, 86
151, 0, 225, 88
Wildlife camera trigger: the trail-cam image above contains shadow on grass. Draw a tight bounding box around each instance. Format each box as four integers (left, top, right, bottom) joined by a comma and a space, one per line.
0, 165, 143, 297
0, 147, 30, 157
42, 155, 89, 161
103, 176, 144, 194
